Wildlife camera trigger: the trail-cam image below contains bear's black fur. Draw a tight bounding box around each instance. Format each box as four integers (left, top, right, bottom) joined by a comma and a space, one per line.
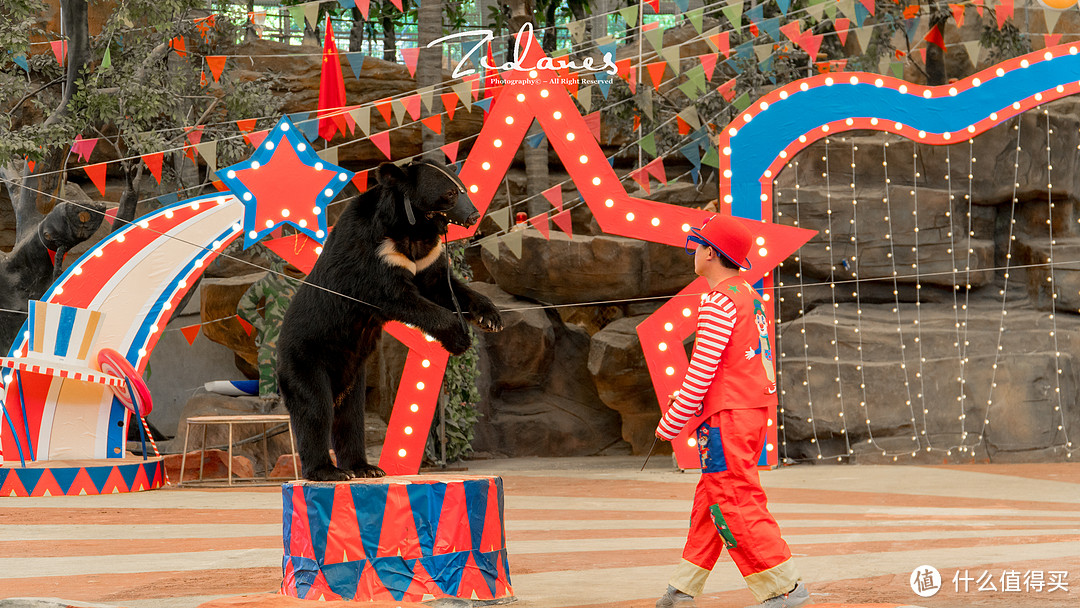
277, 160, 503, 481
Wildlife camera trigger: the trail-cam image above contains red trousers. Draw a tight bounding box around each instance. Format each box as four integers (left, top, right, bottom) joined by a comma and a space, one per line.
669, 407, 799, 602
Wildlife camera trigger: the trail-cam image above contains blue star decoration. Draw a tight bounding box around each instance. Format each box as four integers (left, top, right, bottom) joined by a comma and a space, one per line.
218, 116, 354, 249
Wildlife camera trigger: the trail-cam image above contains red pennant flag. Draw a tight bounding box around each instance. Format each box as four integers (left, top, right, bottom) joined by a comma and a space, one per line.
180, 324, 201, 345
370, 131, 392, 159
420, 115, 442, 134
264, 234, 322, 275
236, 118, 257, 132
542, 184, 563, 211
440, 92, 458, 121
186, 126, 204, 146
26, 159, 35, 173
717, 78, 737, 102
404, 94, 421, 121
615, 58, 633, 83
236, 316, 254, 336
352, 169, 369, 193
643, 0, 660, 13
974, 0, 984, 18
199, 70, 208, 87
357, 0, 371, 19
995, 0, 1013, 28
646, 62, 667, 91
858, 0, 876, 16
441, 141, 459, 164
318, 15, 348, 142
799, 33, 824, 61
948, 3, 965, 27
916, 48, 927, 64
401, 47, 420, 77
711, 31, 731, 58
205, 56, 227, 82
633, 114, 641, 131
699, 54, 719, 81
553, 209, 573, 239
924, 24, 945, 52
1046, 33, 1063, 47
141, 152, 164, 184
211, 180, 228, 192
529, 215, 550, 239
245, 130, 269, 148
630, 168, 650, 194
388, 0, 403, 9
676, 115, 690, 136
583, 112, 601, 141
184, 145, 197, 165
72, 135, 98, 162
104, 206, 119, 226
374, 98, 394, 126
780, 21, 802, 45
170, 36, 187, 58
644, 157, 667, 185
748, 23, 760, 38
50, 40, 67, 66
83, 162, 108, 196
834, 19, 850, 46
902, 4, 920, 19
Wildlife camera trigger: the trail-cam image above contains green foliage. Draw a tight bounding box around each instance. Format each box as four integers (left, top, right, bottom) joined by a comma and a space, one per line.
425, 243, 482, 464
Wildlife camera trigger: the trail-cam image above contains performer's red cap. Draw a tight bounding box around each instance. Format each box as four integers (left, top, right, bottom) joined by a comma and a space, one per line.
686, 214, 753, 270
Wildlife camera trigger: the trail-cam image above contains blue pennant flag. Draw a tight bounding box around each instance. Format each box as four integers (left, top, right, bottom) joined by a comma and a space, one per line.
596, 74, 613, 99
746, 4, 764, 28
775, 0, 792, 15
453, 160, 465, 173
854, 2, 871, 26
338, 0, 357, 8
473, 97, 493, 113
759, 54, 775, 73
904, 18, 921, 43
735, 42, 754, 60
680, 142, 702, 184
673, 0, 690, 13
726, 57, 745, 75
760, 17, 781, 42
525, 131, 547, 148
607, 155, 616, 168
296, 117, 319, 142
344, 52, 365, 80
157, 192, 179, 207
13, 54, 28, 72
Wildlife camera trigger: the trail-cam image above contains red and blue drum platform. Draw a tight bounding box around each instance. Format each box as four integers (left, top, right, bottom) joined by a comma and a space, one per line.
281, 475, 513, 603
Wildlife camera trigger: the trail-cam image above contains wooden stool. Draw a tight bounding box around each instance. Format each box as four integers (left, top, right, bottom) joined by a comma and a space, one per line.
179, 414, 299, 486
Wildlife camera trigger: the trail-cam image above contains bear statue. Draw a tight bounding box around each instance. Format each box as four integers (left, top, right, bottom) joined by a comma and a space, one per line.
277, 159, 504, 481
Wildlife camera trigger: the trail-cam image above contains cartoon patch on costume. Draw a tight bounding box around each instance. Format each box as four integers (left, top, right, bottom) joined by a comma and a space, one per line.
743, 298, 777, 394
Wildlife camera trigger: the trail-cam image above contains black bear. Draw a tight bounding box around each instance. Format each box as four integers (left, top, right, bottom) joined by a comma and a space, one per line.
277, 159, 503, 481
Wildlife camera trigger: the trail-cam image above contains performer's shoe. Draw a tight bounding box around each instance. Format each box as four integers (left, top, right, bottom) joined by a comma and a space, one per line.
656, 585, 697, 607
743, 582, 810, 608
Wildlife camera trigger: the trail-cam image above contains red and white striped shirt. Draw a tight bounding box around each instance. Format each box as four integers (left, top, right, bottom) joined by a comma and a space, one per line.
656, 291, 737, 440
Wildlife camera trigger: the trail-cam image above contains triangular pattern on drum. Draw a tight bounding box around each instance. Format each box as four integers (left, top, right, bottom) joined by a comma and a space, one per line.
321, 560, 364, 600
422, 551, 468, 597
352, 482, 389, 562
494, 549, 513, 597
371, 555, 416, 601
401, 559, 437, 602
324, 484, 365, 565
99, 466, 129, 494
306, 569, 344, 601
49, 466, 80, 494
457, 551, 496, 600
407, 480, 446, 556
128, 461, 150, 492
86, 464, 113, 493
0, 469, 28, 497
376, 483, 422, 559
432, 481, 471, 554
289, 555, 320, 599
355, 558, 394, 601
66, 468, 100, 496
478, 480, 504, 552
119, 461, 142, 490
302, 484, 336, 564
29, 469, 61, 496
288, 485, 316, 559
281, 555, 297, 595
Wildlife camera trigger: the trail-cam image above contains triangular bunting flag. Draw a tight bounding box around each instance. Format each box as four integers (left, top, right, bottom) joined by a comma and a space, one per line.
578, 85, 593, 113
490, 206, 510, 231
553, 209, 573, 239
854, 26, 874, 52
206, 56, 226, 82
524, 131, 547, 148
567, 21, 587, 45
780, 21, 802, 45
236, 118, 256, 133
356, 0, 371, 18
317, 146, 338, 165
529, 214, 549, 238
583, 111, 601, 141
949, 3, 966, 28
50, 40, 67, 66
392, 99, 409, 125
800, 33, 824, 60
618, 6, 638, 27
717, 77, 737, 102
421, 115, 442, 134
371, 131, 392, 159
640, 132, 657, 157
721, 0, 744, 28
924, 24, 945, 52
858, 0, 876, 16
180, 324, 200, 345
404, 94, 422, 121
996, 0, 1014, 29
100, 47, 112, 70
345, 52, 365, 80
645, 27, 665, 56
962, 40, 981, 67
687, 7, 705, 33
440, 92, 459, 121
244, 130, 268, 148
1045, 32, 1063, 47
418, 86, 435, 112
194, 140, 217, 172
753, 44, 772, 63
13, 54, 29, 72
236, 316, 254, 336
661, 46, 681, 75
1044, 8, 1061, 34
401, 47, 420, 77
702, 146, 720, 168
644, 157, 667, 185
374, 98, 394, 126
732, 91, 751, 111
303, 2, 320, 29
646, 62, 667, 90
479, 235, 500, 259
630, 168, 650, 193
441, 141, 459, 164
287, 5, 305, 30
834, 18, 850, 46
542, 184, 563, 211
699, 54, 718, 81
83, 163, 107, 196
349, 106, 372, 135
352, 169, 369, 193
776, 0, 792, 14
501, 229, 523, 259
452, 81, 472, 112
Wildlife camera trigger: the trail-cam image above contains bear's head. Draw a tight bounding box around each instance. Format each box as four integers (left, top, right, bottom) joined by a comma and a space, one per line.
378, 160, 479, 231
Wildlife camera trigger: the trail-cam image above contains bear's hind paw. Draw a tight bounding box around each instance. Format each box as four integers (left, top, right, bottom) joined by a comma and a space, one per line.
351, 463, 387, 479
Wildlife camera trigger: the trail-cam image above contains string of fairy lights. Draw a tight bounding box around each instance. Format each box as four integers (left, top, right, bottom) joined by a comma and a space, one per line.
774, 109, 1074, 463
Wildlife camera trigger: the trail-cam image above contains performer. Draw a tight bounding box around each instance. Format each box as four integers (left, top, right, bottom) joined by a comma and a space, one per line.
655, 215, 808, 608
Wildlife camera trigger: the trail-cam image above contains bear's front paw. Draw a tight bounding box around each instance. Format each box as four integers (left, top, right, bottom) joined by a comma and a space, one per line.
468, 299, 504, 333
307, 464, 354, 482
351, 463, 386, 478
439, 324, 472, 356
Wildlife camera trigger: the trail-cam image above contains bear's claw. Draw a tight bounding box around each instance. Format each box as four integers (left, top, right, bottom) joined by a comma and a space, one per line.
307, 465, 354, 482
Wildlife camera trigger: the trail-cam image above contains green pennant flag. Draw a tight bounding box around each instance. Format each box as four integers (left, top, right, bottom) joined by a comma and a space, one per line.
490, 206, 510, 231
287, 5, 306, 31
806, 0, 828, 22
687, 64, 707, 94
890, 61, 904, 78
661, 46, 681, 74
640, 132, 657, 157
854, 25, 874, 52
824, 4, 837, 20
619, 5, 639, 26
639, 88, 654, 120
645, 27, 666, 56
754, 43, 772, 63
453, 81, 472, 111
480, 235, 500, 259
687, 7, 705, 33
702, 146, 720, 168
303, 2, 320, 29
350, 106, 371, 135
502, 229, 523, 259
732, 91, 751, 111
721, 0, 744, 28
678, 80, 699, 99
100, 47, 112, 70
579, 85, 593, 113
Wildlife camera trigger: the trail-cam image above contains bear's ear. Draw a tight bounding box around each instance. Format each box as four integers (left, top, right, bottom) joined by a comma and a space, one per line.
376, 162, 407, 186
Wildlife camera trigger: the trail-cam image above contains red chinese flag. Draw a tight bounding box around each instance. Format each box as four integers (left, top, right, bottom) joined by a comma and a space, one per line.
317, 15, 347, 142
